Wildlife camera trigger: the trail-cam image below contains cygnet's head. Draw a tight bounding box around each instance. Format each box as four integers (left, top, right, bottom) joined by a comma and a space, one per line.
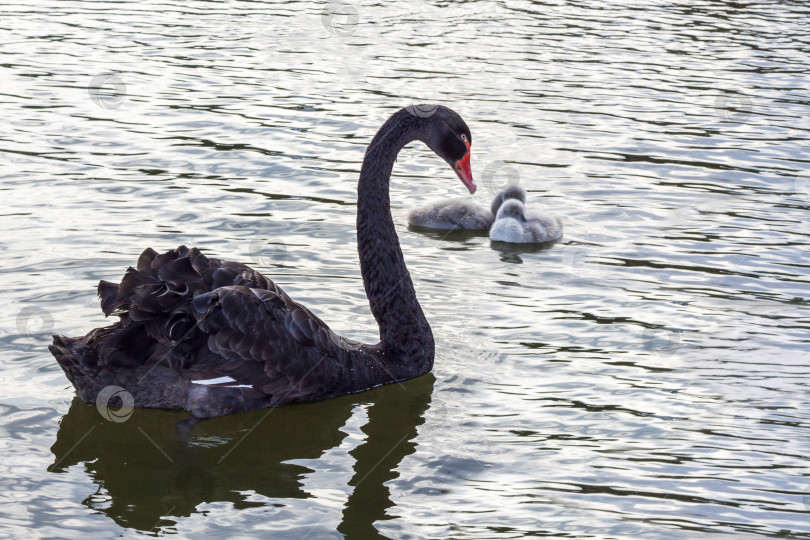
490, 184, 527, 216
495, 199, 527, 222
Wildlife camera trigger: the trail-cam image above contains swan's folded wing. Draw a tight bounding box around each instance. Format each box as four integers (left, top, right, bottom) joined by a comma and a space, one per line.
525, 211, 564, 242
187, 285, 343, 404
89, 246, 346, 404
99, 245, 276, 318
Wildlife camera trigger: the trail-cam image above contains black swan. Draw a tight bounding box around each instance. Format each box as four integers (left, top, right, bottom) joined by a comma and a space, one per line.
407, 184, 526, 230
49, 105, 475, 418
489, 198, 563, 243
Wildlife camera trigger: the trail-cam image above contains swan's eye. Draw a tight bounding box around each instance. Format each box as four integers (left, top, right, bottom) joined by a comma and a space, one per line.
460, 134, 467, 142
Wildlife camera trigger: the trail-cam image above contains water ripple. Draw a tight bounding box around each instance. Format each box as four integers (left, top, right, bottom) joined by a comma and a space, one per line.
0, 0, 809, 538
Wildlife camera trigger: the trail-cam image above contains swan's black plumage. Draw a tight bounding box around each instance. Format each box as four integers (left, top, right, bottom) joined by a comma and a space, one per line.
50, 105, 473, 418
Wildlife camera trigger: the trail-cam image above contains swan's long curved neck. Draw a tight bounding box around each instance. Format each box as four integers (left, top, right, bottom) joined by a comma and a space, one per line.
356, 110, 434, 376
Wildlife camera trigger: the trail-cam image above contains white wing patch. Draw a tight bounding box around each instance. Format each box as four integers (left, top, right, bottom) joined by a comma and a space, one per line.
193, 376, 252, 388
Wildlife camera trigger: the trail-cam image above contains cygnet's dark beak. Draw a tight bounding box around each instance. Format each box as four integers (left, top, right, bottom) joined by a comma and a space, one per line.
453, 140, 475, 194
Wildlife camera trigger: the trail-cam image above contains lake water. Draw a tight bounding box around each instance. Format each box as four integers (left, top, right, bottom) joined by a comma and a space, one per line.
2, 0, 809, 538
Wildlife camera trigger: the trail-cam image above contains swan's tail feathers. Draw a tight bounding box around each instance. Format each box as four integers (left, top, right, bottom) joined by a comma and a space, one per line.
98, 246, 211, 317
50, 334, 93, 372
50, 322, 163, 402
137, 247, 159, 271
49, 334, 101, 401
87, 246, 220, 371
98, 246, 275, 326
53, 245, 280, 403
98, 280, 119, 316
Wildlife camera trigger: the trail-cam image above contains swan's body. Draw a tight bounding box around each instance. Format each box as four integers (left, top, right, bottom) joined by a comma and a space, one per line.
489, 199, 563, 244
50, 106, 475, 418
408, 184, 526, 230
407, 199, 493, 230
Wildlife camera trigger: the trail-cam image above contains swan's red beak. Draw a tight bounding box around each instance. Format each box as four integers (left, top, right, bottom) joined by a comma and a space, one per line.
453, 140, 475, 194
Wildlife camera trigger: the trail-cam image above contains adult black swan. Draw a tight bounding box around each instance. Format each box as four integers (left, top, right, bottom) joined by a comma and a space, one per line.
49, 105, 475, 418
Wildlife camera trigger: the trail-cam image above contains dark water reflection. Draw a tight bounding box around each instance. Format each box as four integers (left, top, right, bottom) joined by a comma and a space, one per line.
51, 377, 434, 537
1, 0, 810, 537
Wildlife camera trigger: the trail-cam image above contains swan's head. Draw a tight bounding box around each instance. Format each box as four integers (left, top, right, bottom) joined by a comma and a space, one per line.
417, 105, 475, 194
495, 199, 527, 222
491, 184, 527, 216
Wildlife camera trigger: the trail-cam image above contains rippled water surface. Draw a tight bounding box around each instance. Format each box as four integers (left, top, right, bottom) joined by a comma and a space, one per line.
2, 0, 810, 537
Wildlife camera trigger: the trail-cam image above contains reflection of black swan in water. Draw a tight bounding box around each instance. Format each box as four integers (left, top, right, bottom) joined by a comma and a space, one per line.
49, 105, 475, 418
49, 376, 435, 534
489, 198, 563, 244
408, 184, 526, 230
